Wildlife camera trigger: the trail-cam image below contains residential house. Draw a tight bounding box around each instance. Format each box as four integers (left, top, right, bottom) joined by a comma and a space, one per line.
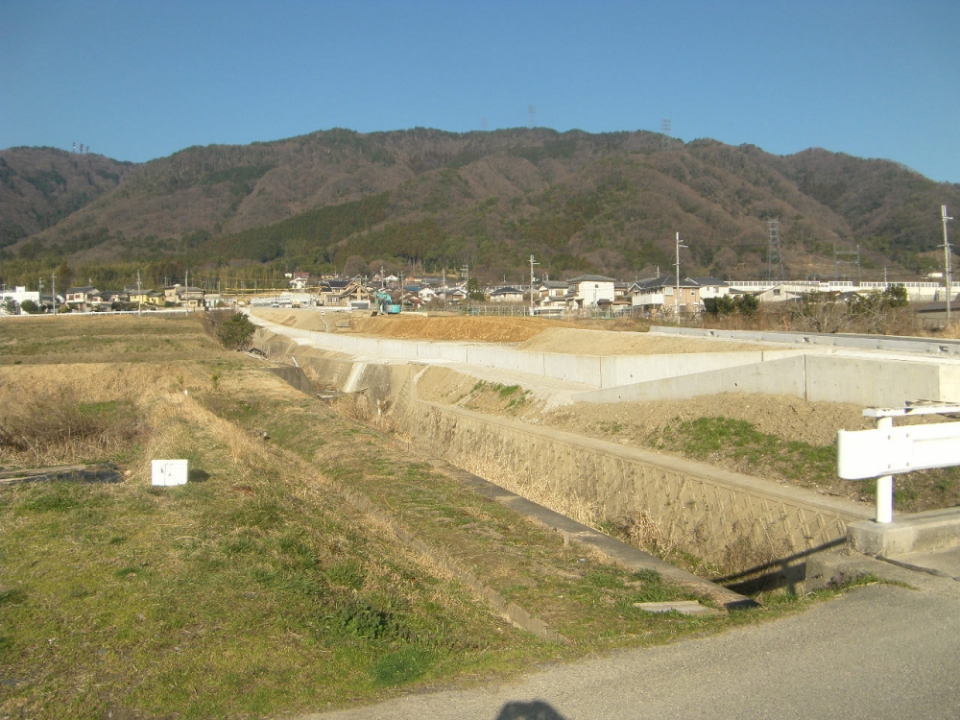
0, 286, 40, 310
98, 290, 123, 309
488, 286, 524, 303
319, 279, 351, 306
128, 289, 153, 308
534, 280, 568, 313
163, 285, 182, 305
331, 280, 366, 307
630, 276, 702, 316
691, 277, 730, 301
537, 280, 568, 303
65, 286, 100, 310
178, 286, 206, 310
442, 286, 468, 304
565, 275, 616, 311
288, 272, 310, 290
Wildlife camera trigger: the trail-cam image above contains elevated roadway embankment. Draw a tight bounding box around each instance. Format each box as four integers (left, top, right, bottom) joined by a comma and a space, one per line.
249, 310, 960, 409
248, 311, 806, 392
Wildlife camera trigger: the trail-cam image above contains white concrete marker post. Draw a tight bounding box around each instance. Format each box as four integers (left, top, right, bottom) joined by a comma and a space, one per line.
837, 404, 960, 523
151, 459, 189, 486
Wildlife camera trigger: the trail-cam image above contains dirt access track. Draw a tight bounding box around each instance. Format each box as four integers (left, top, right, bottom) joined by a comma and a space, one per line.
255, 309, 959, 512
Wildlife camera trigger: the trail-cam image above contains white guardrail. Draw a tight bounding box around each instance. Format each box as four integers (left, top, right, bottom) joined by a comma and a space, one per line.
838, 404, 960, 523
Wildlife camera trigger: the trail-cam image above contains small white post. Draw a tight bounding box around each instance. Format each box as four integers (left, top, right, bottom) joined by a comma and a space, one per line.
875, 416, 894, 523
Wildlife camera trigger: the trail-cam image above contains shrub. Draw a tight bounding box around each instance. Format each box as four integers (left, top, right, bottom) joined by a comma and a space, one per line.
214, 312, 256, 350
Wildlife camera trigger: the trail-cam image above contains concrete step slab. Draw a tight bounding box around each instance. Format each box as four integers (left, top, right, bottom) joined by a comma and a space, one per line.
634, 601, 723, 616
884, 547, 960, 580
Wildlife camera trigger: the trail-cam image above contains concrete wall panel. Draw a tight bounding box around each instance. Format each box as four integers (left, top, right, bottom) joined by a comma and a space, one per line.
805, 355, 942, 405
599, 352, 777, 388
574, 356, 807, 404
542, 353, 603, 386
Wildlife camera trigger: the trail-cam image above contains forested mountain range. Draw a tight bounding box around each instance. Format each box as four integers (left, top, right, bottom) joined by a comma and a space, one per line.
1, 127, 958, 289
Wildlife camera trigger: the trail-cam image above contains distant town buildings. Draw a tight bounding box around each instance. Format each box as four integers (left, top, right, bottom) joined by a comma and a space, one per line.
1, 272, 951, 320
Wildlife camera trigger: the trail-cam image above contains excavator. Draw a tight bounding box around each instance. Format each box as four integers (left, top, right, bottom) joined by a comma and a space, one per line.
373, 289, 401, 315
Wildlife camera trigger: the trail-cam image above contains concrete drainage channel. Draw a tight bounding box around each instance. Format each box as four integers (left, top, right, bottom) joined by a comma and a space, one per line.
251, 321, 960, 603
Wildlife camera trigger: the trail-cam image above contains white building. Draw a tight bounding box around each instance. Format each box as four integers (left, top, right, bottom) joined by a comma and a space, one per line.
0, 286, 40, 313
566, 275, 616, 310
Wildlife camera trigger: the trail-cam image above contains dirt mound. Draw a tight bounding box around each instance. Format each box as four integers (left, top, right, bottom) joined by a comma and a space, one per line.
255, 308, 332, 332
254, 310, 778, 354
345, 315, 578, 342
255, 308, 580, 343
518, 328, 772, 355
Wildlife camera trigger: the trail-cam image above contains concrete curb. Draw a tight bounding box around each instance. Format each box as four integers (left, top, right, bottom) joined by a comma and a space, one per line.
847, 506, 960, 555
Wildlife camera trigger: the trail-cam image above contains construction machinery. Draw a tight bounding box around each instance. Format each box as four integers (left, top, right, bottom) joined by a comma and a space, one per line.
373, 289, 401, 315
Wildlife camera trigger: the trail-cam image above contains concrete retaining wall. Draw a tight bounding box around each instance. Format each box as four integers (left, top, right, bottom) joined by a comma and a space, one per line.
249, 313, 803, 390
389, 394, 870, 565
804, 354, 952, 406
574, 356, 808, 404
575, 353, 960, 407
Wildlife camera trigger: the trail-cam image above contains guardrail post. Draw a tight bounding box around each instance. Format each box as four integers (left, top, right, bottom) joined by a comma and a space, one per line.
875, 416, 894, 523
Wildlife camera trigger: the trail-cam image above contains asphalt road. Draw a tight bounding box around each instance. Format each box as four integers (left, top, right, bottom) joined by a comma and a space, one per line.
306, 575, 960, 720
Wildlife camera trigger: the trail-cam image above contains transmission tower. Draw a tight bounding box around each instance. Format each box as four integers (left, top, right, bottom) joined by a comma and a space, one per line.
834, 244, 862, 283
661, 118, 671, 150
529, 104, 536, 128
765, 218, 783, 283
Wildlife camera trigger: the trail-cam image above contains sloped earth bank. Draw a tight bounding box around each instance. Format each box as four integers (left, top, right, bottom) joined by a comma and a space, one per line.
258, 309, 960, 512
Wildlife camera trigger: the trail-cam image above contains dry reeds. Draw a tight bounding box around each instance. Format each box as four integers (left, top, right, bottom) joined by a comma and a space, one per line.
0, 369, 145, 467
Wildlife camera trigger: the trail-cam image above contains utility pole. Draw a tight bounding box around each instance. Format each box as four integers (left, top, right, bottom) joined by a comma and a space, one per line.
529, 254, 539, 317
942, 205, 953, 329
674, 232, 687, 324
51, 272, 56, 315
137, 269, 143, 316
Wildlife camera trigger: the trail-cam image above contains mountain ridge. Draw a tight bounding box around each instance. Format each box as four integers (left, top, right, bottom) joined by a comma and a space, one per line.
2, 128, 958, 286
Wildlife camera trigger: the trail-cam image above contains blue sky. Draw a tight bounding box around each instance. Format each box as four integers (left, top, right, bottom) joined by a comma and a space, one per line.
3, 0, 958, 182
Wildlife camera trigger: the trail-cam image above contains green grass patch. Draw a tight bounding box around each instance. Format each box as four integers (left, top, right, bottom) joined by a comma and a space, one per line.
657, 416, 838, 487
372, 647, 435, 686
